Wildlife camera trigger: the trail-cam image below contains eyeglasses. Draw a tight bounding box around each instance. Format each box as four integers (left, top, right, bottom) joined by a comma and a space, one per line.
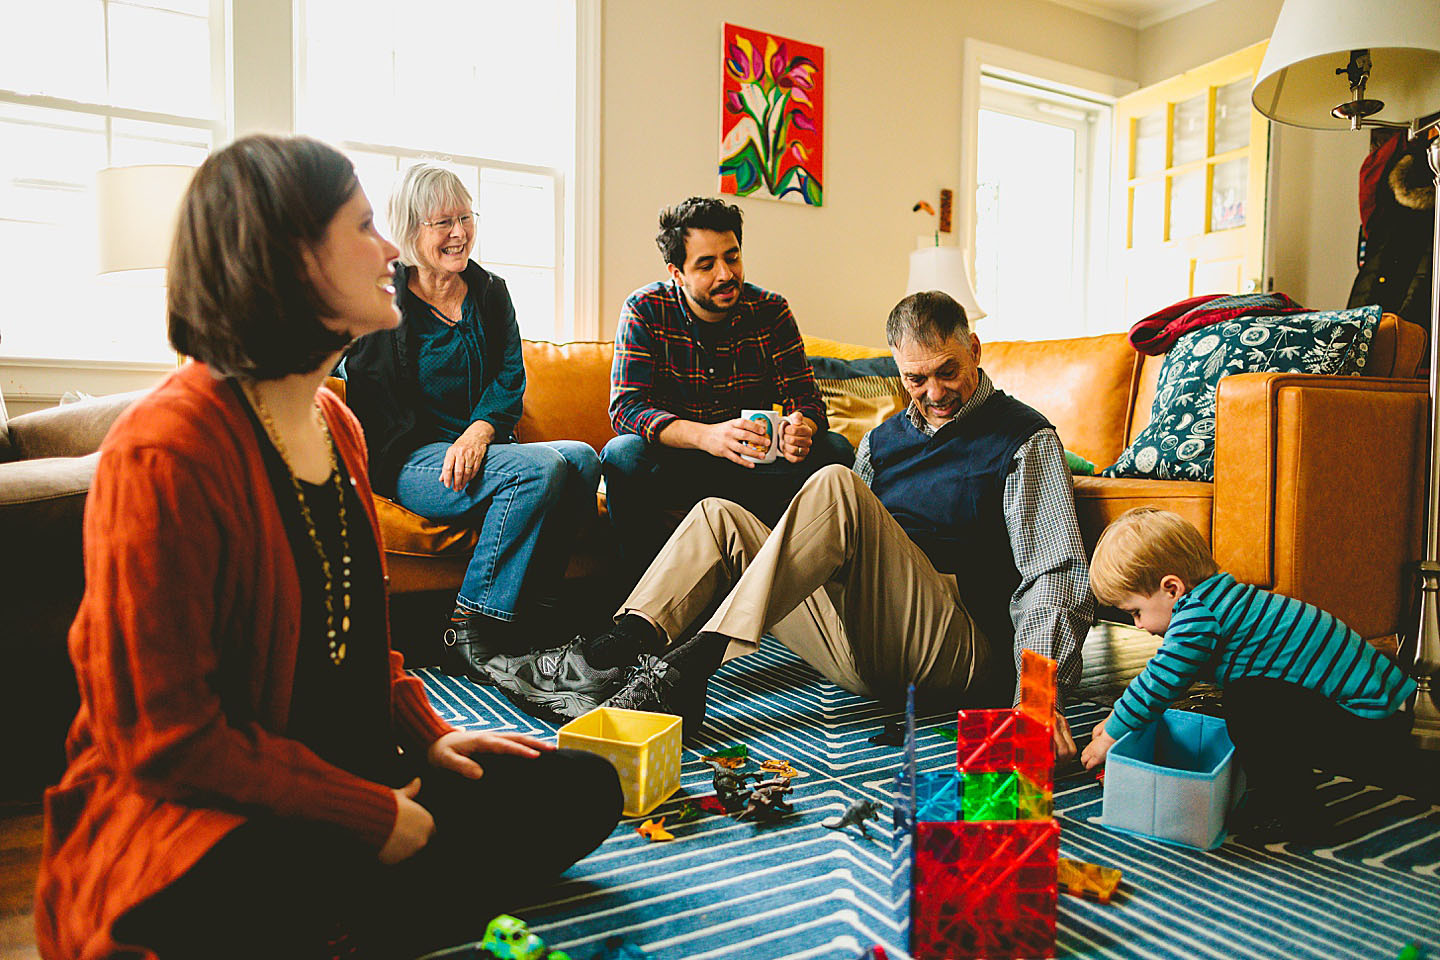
421, 211, 478, 231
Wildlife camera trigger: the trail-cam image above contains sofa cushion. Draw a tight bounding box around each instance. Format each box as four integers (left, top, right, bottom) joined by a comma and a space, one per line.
983, 333, 1137, 469
1103, 306, 1381, 482
516, 340, 615, 451
1072, 475, 1214, 556
372, 495, 478, 558
807, 355, 908, 448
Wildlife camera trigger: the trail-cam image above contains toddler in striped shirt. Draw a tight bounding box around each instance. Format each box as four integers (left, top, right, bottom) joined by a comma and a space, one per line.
1080, 507, 1427, 841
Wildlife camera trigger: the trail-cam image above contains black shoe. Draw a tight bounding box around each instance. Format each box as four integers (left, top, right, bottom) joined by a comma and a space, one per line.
439, 616, 524, 684
601, 653, 708, 741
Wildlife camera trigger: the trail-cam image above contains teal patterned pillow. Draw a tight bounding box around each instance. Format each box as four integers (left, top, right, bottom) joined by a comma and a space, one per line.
1102, 305, 1381, 481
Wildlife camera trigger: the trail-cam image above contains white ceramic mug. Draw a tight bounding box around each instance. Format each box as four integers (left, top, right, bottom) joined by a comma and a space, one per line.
740, 409, 782, 464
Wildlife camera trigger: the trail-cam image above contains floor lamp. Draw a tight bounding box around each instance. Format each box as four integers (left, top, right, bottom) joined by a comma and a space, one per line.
1252, 0, 1440, 747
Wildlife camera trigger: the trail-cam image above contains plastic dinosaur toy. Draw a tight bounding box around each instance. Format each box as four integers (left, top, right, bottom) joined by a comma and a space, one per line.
822, 798, 882, 837
707, 758, 761, 811
477, 914, 571, 960
735, 776, 795, 821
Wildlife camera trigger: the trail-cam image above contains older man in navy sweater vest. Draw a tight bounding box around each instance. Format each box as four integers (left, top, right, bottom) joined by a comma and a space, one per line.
486, 291, 1094, 756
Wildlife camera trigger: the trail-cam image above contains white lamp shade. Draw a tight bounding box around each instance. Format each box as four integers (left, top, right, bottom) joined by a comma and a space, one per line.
96, 164, 196, 275
1252, 0, 1440, 129
906, 246, 987, 322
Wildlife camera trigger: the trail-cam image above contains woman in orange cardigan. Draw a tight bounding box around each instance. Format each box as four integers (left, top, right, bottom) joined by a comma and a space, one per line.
35, 135, 621, 960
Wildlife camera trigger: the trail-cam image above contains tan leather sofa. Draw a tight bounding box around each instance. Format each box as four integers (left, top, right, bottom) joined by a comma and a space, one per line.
2, 386, 145, 800
350, 316, 1426, 642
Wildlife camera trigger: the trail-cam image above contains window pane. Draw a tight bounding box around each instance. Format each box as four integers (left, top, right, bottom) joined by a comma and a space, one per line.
1134, 110, 1165, 177
478, 168, 556, 268
1214, 78, 1252, 154
1131, 180, 1163, 247
0, 105, 204, 362
0, 0, 107, 104
484, 264, 555, 341
111, 118, 211, 166
1170, 169, 1204, 240
108, 4, 211, 117
1172, 93, 1206, 165
1212, 157, 1248, 231
975, 109, 1077, 338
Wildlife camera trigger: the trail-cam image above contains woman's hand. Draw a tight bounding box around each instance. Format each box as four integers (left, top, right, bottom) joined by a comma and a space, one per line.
441, 420, 496, 491
426, 729, 554, 780
379, 778, 435, 864
1081, 715, 1118, 770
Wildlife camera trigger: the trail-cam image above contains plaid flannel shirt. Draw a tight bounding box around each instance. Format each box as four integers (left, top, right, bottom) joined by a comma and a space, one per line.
609, 280, 828, 442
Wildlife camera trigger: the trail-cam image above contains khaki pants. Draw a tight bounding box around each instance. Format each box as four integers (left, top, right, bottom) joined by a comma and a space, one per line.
622, 464, 987, 704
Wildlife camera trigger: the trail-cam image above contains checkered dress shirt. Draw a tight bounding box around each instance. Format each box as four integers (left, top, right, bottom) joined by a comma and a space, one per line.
853, 370, 1094, 701
609, 280, 828, 442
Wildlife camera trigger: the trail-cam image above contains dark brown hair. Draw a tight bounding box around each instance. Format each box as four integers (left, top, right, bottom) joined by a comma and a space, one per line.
655, 197, 743, 269
168, 134, 358, 378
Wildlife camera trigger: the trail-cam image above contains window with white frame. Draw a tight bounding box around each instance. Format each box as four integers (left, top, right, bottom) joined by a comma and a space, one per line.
299, 0, 576, 341
974, 74, 1112, 340
0, 0, 222, 363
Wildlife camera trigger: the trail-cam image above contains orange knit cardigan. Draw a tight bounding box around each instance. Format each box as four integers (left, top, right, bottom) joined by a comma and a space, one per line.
35, 362, 455, 960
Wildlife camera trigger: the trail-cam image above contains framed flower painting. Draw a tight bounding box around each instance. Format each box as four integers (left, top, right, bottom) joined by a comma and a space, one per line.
719, 23, 824, 206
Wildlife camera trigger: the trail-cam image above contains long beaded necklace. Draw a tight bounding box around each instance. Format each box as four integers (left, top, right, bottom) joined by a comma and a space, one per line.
242, 381, 352, 666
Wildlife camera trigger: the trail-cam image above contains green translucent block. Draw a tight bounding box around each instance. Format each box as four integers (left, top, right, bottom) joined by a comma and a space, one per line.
962, 771, 1052, 821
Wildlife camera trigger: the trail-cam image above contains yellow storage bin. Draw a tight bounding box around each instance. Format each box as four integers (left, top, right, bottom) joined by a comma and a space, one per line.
558, 707, 682, 817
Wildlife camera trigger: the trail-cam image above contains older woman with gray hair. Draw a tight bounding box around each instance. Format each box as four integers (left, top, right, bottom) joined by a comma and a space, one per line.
344, 163, 599, 679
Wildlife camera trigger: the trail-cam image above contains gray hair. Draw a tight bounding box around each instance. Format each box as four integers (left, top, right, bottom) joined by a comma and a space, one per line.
886, 290, 971, 349
388, 163, 473, 267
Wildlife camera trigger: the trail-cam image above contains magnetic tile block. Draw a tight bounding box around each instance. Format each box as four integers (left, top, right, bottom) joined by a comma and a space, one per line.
962, 771, 1051, 821
1057, 857, 1122, 903
558, 707, 681, 817
915, 771, 961, 822
912, 819, 1059, 960
1100, 709, 1245, 850
1018, 648, 1057, 726
955, 709, 1052, 788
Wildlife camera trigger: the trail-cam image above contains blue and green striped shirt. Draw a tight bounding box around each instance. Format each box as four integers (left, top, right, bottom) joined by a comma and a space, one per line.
1106, 573, 1416, 739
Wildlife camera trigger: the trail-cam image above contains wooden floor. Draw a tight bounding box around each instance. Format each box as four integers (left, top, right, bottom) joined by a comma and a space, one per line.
0, 621, 1157, 959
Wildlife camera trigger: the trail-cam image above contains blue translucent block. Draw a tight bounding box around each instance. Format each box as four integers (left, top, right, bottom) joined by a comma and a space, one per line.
915, 771, 961, 822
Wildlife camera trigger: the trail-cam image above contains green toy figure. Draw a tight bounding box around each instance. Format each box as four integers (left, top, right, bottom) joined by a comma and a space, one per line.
478, 914, 571, 960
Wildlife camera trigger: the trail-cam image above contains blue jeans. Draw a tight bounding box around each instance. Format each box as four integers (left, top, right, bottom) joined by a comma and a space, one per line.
394, 440, 600, 620
600, 430, 854, 587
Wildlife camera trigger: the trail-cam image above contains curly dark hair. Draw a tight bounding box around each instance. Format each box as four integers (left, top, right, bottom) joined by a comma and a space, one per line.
168, 134, 358, 379
655, 197, 744, 269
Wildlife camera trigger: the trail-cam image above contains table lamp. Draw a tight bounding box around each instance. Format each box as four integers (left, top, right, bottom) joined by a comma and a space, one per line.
906, 245, 987, 323
1252, 0, 1440, 747
96, 164, 195, 277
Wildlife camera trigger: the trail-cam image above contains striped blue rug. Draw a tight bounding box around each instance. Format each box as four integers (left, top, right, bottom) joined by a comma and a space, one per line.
418, 639, 1440, 960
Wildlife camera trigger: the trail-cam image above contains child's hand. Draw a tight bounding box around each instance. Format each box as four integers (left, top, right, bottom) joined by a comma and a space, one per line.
1082, 716, 1117, 770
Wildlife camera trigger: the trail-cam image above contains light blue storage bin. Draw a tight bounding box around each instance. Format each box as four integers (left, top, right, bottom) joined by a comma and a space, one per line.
1100, 709, 1245, 850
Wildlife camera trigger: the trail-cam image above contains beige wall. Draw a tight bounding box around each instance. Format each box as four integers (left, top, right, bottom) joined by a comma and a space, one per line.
1139, 0, 1367, 311
599, 0, 1137, 346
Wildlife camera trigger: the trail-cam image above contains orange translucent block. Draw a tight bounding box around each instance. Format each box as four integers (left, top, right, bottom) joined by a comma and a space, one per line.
912, 819, 1060, 960
1019, 648, 1057, 727
1057, 857, 1123, 903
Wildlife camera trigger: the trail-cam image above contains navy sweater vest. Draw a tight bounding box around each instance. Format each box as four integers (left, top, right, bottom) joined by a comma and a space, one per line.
868, 390, 1051, 655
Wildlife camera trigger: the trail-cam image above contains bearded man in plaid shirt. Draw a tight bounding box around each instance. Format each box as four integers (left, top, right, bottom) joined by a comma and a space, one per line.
600, 197, 855, 585
483, 286, 1093, 762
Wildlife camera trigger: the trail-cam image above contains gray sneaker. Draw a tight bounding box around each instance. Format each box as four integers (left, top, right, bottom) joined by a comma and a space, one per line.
601, 654, 707, 740
482, 637, 629, 723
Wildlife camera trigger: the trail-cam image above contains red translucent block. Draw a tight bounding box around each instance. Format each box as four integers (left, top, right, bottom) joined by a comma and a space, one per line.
912, 819, 1060, 960
955, 709, 1053, 790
